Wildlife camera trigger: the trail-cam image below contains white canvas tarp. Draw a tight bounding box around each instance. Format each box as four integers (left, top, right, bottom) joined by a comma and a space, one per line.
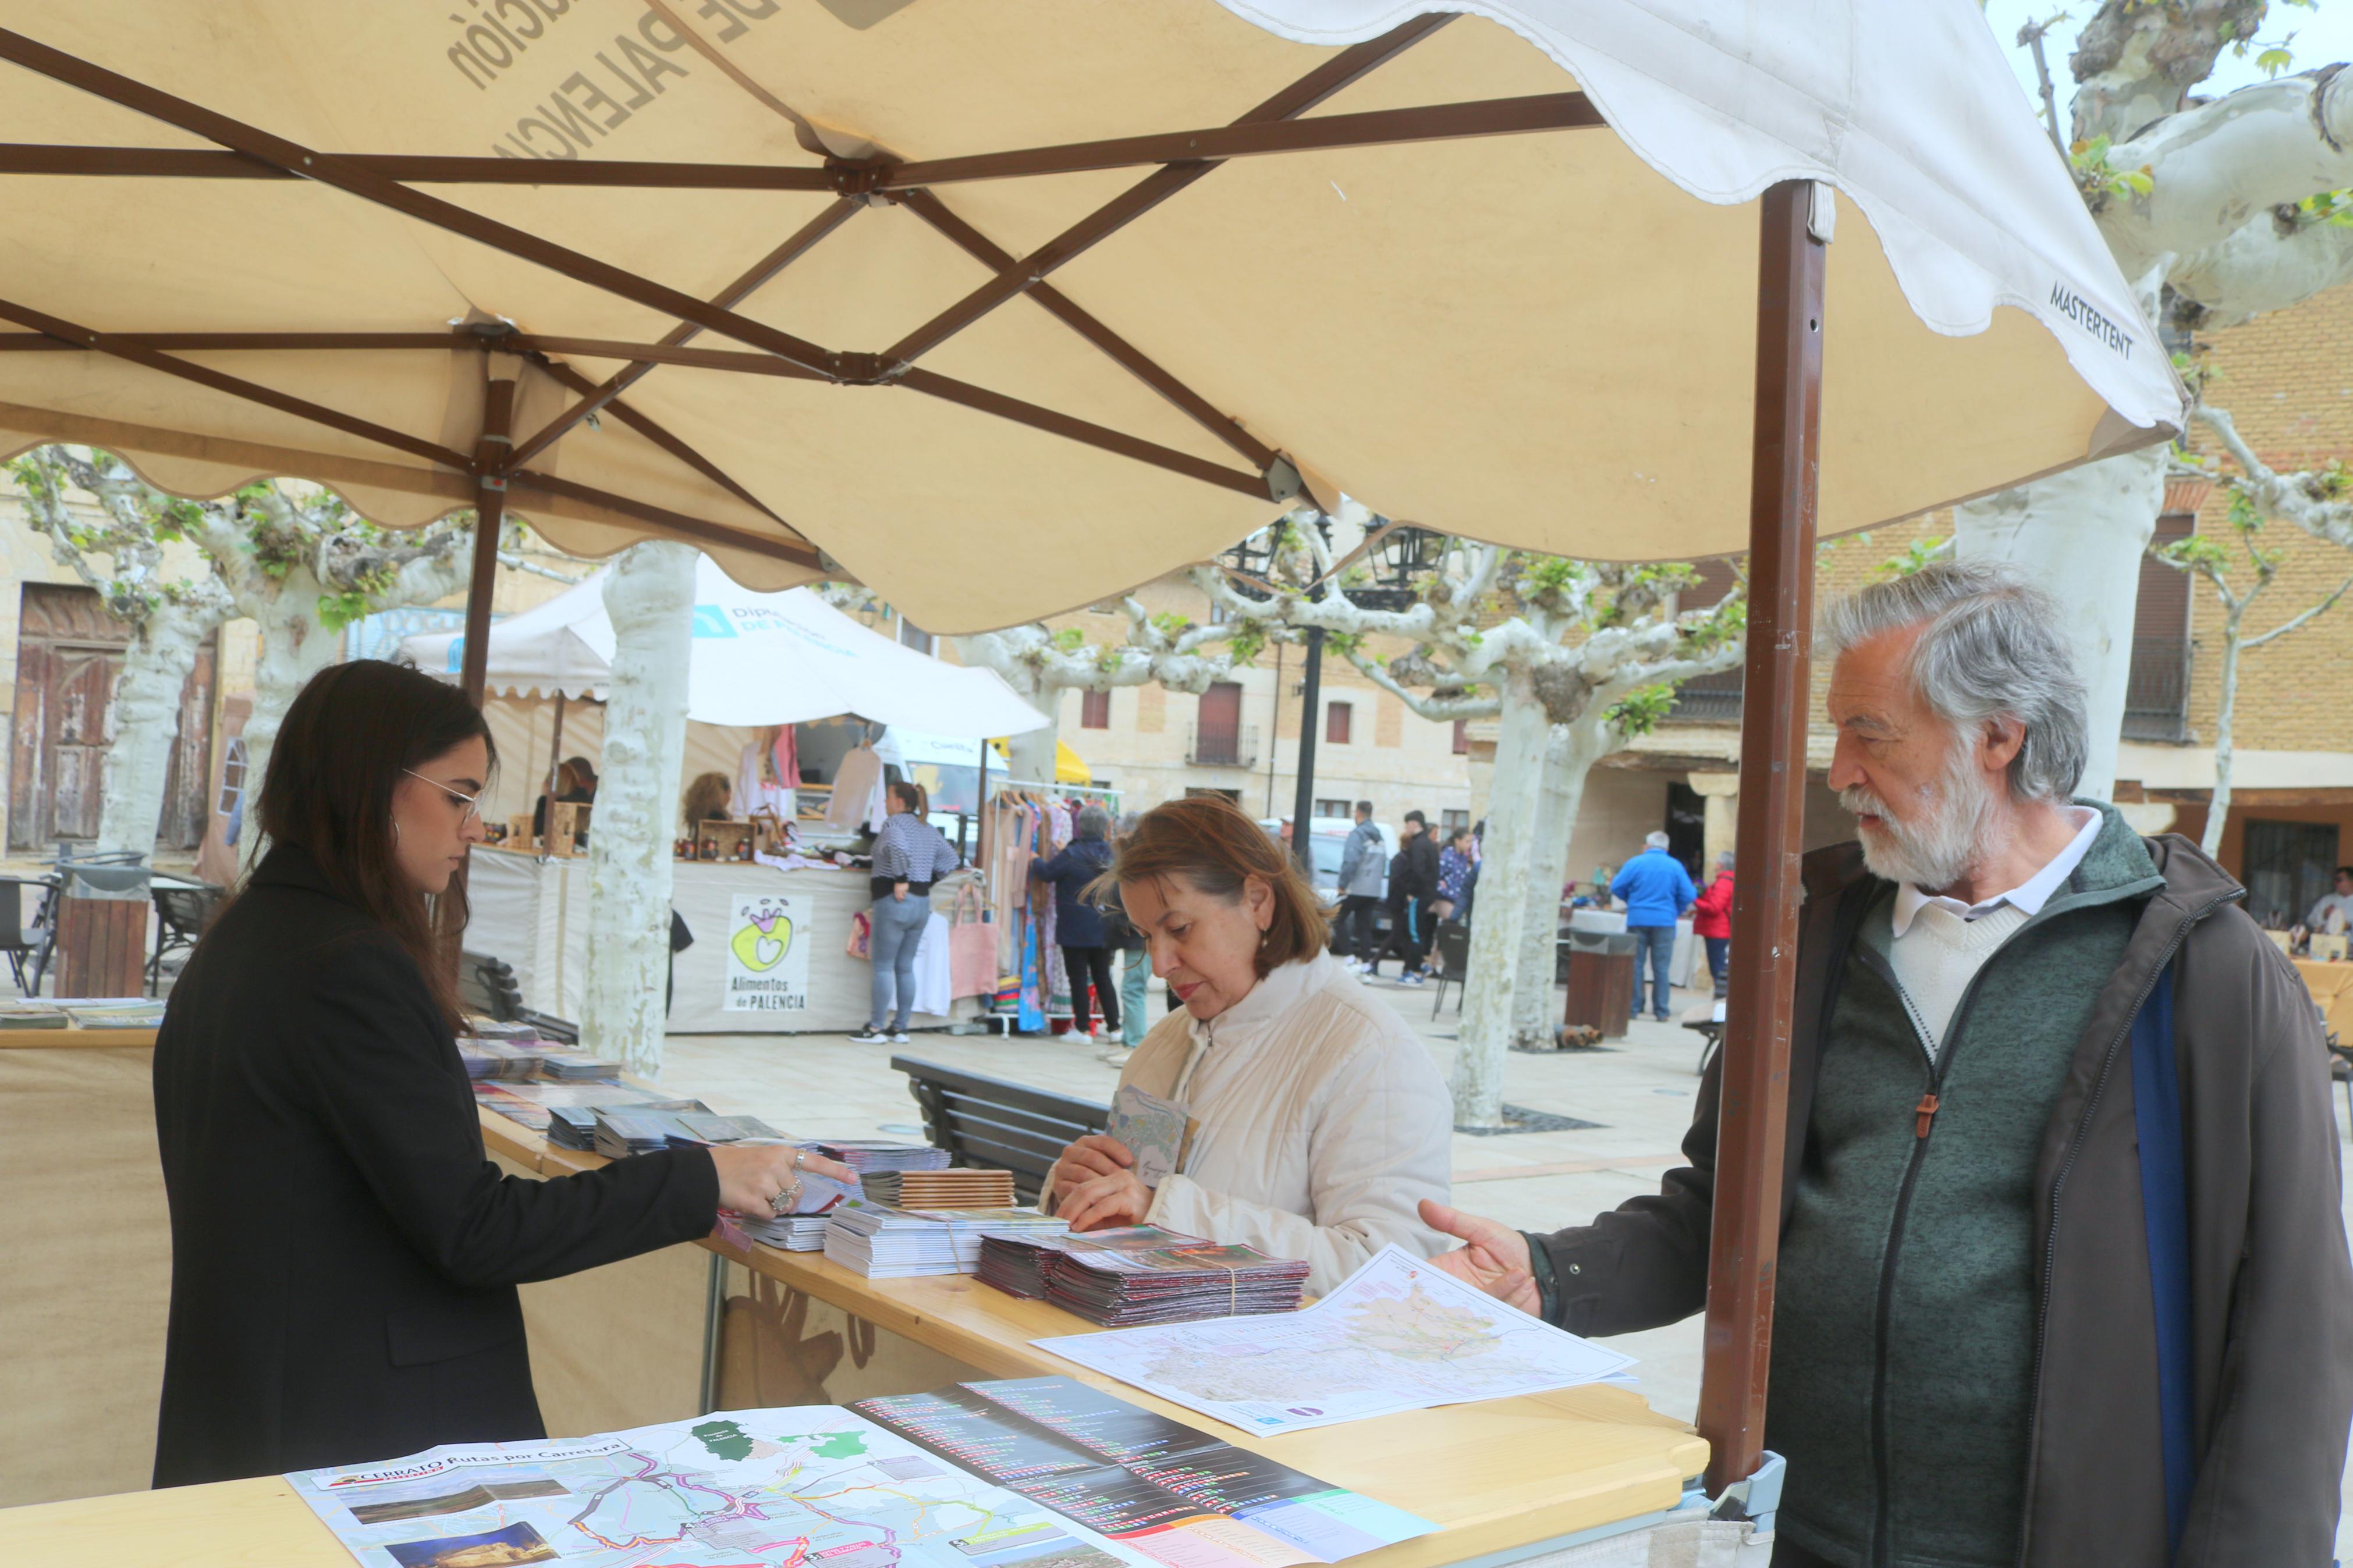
0, 1, 2180, 631
402, 554, 1050, 737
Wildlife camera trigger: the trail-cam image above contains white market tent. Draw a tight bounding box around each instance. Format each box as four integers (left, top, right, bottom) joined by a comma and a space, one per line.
400, 555, 1049, 738
0, 0, 2189, 1502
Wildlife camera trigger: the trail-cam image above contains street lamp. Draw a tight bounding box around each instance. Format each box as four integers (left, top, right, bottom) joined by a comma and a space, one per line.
1349, 524, 1445, 611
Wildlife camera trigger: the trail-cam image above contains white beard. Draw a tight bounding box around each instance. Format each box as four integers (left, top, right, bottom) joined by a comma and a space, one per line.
1842, 739, 1999, 894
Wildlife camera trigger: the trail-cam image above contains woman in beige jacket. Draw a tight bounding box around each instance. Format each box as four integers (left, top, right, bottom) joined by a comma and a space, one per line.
1044, 795, 1452, 1293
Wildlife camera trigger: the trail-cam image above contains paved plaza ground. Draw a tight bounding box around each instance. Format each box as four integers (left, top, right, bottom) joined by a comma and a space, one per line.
650, 968, 2353, 1553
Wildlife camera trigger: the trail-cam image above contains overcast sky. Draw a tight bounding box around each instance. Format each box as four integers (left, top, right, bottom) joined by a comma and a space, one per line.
1976, 2, 2353, 130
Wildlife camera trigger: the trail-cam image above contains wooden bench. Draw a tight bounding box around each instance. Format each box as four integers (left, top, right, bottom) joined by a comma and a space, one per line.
890, 1055, 1109, 1204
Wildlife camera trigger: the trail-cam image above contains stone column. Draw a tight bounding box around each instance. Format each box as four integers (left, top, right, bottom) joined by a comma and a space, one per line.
1689, 770, 1740, 873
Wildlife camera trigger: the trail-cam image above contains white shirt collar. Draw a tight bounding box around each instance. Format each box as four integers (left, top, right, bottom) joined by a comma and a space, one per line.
1891, 806, 2100, 938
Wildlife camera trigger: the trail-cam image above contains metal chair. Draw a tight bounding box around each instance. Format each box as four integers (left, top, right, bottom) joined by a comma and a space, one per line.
0, 878, 49, 994
1426, 920, 1472, 1018
148, 883, 225, 995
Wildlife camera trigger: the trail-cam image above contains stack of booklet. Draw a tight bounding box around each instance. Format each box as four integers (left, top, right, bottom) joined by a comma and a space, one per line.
860, 1168, 1015, 1209
59, 998, 167, 1029
976, 1225, 1309, 1325
823, 1199, 1066, 1278
457, 1039, 544, 1082
588, 1106, 782, 1158
548, 1097, 710, 1152
816, 1139, 952, 1174
0, 999, 69, 1029
734, 1167, 863, 1251
535, 1048, 622, 1080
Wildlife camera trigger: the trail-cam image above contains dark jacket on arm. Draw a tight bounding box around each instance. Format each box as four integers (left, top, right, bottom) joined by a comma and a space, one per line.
1524, 817, 2353, 1567
151, 844, 721, 1487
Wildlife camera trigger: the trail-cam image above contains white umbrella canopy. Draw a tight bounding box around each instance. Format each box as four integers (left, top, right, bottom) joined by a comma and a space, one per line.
0, 1, 2178, 634
400, 556, 1050, 737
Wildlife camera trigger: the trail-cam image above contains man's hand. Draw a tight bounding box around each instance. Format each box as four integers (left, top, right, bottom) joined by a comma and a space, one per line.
1419, 1199, 1541, 1315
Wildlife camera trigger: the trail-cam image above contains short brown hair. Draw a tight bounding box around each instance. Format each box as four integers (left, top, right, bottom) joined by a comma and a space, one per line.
1095, 794, 1327, 976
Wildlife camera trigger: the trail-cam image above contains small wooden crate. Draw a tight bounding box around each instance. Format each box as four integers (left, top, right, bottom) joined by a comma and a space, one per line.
693, 820, 754, 862
548, 801, 591, 857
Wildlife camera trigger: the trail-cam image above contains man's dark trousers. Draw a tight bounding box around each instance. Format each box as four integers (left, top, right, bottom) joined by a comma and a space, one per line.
1629, 923, 1675, 1018
1338, 894, 1382, 960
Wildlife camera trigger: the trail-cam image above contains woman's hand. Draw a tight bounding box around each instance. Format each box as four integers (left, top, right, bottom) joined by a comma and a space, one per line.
1059, 1167, 1153, 1232
1419, 1199, 1540, 1314
1049, 1134, 1152, 1231
893, 881, 910, 902
708, 1144, 857, 1217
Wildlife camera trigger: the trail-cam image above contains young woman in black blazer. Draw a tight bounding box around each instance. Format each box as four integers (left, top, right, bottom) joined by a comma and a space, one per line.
150, 661, 848, 1487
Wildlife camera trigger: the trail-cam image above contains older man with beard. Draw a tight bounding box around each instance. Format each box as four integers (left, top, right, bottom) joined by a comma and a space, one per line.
1419, 560, 2352, 1568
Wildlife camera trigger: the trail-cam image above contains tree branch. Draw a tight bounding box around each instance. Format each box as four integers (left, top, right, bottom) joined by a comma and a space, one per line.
2167, 198, 2353, 327
2194, 404, 2353, 549
2244, 571, 2353, 646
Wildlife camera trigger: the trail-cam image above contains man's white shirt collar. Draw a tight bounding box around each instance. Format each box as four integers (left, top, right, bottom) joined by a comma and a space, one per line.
1891, 806, 2100, 938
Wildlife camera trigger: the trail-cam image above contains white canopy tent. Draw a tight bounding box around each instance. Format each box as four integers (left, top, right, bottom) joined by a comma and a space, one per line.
400, 556, 1049, 739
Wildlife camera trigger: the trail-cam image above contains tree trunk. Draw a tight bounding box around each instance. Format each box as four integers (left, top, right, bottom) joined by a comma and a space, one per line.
953, 634, 1061, 783
95, 602, 222, 858
1509, 716, 1612, 1050
2202, 607, 2245, 858
1952, 442, 2167, 801
583, 542, 696, 1076
1450, 677, 1549, 1128
239, 566, 347, 814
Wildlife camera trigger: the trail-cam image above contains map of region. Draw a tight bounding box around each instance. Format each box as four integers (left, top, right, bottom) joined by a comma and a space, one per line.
1033, 1245, 1635, 1435
289, 1406, 1158, 1568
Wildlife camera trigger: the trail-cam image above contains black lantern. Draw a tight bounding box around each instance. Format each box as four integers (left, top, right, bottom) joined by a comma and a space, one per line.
1349, 522, 1445, 610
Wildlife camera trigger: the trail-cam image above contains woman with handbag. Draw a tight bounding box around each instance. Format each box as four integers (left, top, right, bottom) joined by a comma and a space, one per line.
852, 781, 961, 1045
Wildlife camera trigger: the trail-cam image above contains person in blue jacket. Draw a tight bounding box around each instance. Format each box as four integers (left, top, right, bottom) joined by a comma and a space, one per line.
1032, 804, 1121, 1040
1609, 831, 1695, 1021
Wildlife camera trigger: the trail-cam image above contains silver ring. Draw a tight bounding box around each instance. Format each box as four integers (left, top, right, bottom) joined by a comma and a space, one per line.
769, 1187, 791, 1215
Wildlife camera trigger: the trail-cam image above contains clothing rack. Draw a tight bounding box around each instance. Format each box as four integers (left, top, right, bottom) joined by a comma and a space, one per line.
977, 778, 1126, 1033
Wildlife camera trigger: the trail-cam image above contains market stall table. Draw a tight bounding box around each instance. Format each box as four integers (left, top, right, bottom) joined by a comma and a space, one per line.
0, 1078, 1711, 1565
2297, 957, 2353, 1043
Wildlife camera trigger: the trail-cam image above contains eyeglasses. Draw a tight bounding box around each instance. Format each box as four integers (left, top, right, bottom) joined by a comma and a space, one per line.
403, 769, 484, 825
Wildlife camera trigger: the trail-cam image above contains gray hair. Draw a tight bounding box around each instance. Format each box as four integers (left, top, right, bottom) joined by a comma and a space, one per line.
1645, 830, 1671, 850
1819, 558, 2086, 803
1076, 803, 1113, 840
1716, 850, 1736, 870
1115, 812, 1144, 838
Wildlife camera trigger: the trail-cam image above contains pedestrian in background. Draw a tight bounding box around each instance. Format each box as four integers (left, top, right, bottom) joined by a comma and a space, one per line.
1691, 851, 1734, 999
1383, 810, 1441, 986
1032, 803, 1122, 1042
1336, 800, 1386, 969
1434, 825, 1474, 922
1609, 830, 1694, 1021
1113, 813, 1151, 1052
851, 781, 961, 1046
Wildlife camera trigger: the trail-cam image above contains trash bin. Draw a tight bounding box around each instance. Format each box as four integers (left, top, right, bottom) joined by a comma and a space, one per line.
55, 864, 152, 1000
1564, 927, 1638, 1040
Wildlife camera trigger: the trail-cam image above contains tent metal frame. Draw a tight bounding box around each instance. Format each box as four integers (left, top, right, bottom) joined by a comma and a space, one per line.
0, 10, 1822, 1500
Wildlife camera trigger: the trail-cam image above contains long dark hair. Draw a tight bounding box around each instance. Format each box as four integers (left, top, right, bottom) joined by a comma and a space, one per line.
253, 660, 495, 1026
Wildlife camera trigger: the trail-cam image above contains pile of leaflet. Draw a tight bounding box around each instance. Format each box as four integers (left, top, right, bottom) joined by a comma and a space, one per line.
823, 1199, 1066, 1278
860, 1168, 1014, 1209
61, 998, 168, 1030
735, 1167, 863, 1251
590, 1106, 782, 1158
466, 1019, 539, 1041
0, 999, 69, 1029
548, 1097, 708, 1151
976, 1225, 1309, 1325
458, 1039, 544, 1082
535, 1048, 622, 1081
815, 1139, 952, 1174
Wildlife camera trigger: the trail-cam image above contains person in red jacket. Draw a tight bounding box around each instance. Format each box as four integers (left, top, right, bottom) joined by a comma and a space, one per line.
1691, 851, 1734, 999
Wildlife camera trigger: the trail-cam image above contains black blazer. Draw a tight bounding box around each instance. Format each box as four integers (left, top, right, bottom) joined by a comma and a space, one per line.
151, 844, 719, 1487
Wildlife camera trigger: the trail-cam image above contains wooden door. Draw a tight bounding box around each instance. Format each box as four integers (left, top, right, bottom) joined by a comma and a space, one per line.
10, 585, 130, 852
157, 638, 218, 850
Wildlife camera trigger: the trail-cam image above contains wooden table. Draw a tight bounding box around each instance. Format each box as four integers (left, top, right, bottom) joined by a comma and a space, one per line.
2295, 958, 2353, 1041
0, 1096, 1710, 1567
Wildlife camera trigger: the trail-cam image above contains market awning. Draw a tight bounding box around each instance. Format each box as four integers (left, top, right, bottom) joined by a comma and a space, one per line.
402, 555, 1050, 738
0, 2, 2178, 634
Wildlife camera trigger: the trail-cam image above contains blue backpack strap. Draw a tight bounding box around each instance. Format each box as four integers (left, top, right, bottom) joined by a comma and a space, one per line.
2131, 959, 2194, 1555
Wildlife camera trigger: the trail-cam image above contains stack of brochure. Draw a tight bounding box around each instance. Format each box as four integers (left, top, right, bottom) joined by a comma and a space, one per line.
815, 1139, 952, 1174
535, 1048, 622, 1081
60, 998, 167, 1030
0, 1000, 69, 1029
977, 1225, 1308, 1325
823, 1200, 1066, 1278
734, 1168, 862, 1251
457, 1039, 543, 1082
553, 1098, 710, 1153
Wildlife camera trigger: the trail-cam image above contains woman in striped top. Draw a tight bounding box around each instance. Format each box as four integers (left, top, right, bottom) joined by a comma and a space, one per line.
852, 781, 963, 1044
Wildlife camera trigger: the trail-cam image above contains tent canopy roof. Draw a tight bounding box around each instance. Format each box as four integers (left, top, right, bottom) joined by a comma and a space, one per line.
0, 1, 2181, 631
402, 555, 1050, 737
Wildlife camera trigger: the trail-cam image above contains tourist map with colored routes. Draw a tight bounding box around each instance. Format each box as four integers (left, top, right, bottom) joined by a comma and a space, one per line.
289, 1407, 1151, 1568
1032, 1246, 1635, 1435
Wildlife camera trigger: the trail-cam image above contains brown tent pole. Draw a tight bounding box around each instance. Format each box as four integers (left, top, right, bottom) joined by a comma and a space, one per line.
544, 694, 568, 838
1696, 178, 1826, 1497
457, 374, 513, 709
